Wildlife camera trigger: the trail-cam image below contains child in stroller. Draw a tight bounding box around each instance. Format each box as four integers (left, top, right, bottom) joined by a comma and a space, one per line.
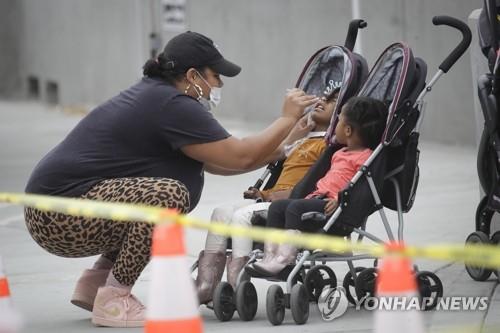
249, 96, 388, 276
196, 89, 340, 304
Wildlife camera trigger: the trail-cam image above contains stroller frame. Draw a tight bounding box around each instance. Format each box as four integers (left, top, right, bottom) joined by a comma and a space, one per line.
261, 17, 472, 326
465, 0, 500, 281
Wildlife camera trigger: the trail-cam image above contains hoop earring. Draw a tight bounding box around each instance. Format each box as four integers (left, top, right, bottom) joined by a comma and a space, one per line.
194, 84, 204, 101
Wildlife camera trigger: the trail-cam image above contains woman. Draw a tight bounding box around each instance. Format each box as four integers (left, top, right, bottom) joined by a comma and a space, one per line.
24, 31, 318, 328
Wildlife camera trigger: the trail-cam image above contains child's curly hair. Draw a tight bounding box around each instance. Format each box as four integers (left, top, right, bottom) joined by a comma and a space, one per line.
342, 96, 388, 150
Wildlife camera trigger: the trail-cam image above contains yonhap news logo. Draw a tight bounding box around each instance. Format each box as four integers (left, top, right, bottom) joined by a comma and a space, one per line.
317, 286, 349, 320
317, 286, 489, 320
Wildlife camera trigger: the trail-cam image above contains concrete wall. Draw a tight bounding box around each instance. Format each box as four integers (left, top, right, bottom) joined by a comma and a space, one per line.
361, 0, 481, 145
0, 0, 22, 97
187, 0, 482, 145
18, 0, 152, 105
2, 0, 483, 145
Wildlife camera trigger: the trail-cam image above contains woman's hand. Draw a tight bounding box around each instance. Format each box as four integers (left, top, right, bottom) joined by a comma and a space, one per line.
324, 198, 338, 215
284, 114, 315, 145
282, 89, 319, 121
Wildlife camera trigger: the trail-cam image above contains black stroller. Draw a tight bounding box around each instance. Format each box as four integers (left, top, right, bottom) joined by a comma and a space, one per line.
240, 17, 471, 326
465, 0, 500, 281
191, 20, 369, 322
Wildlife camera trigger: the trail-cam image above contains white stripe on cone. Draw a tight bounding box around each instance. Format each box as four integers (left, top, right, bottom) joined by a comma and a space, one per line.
146, 256, 200, 320
374, 290, 425, 333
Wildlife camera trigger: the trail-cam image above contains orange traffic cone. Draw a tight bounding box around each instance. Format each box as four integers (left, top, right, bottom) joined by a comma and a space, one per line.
0, 257, 22, 333
374, 243, 425, 333
145, 223, 203, 333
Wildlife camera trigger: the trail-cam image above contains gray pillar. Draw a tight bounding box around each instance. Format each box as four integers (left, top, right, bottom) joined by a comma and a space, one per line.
0, 0, 22, 97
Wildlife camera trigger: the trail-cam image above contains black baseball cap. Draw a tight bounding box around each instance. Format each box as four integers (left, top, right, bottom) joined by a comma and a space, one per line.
163, 31, 241, 77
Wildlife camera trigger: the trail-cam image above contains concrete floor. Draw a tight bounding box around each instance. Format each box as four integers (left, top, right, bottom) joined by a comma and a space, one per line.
0, 100, 499, 332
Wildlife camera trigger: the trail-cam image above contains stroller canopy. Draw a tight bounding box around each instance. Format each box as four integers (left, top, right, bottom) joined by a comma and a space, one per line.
357, 43, 425, 144
294, 45, 368, 144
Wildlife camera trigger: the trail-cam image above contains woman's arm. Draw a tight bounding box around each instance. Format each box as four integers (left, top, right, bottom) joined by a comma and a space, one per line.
181, 90, 318, 171
263, 114, 315, 163
182, 117, 295, 170
204, 163, 264, 175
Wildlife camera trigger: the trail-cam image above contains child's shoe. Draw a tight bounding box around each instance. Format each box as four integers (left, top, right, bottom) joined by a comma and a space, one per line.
253, 230, 300, 276
245, 242, 279, 276
226, 255, 249, 288
195, 250, 226, 304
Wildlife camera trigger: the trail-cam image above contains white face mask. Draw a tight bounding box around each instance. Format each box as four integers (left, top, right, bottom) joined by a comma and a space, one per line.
196, 71, 222, 110
209, 87, 222, 109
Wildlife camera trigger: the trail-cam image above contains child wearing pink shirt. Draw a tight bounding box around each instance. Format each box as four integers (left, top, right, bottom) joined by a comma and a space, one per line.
251, 96, 388, 276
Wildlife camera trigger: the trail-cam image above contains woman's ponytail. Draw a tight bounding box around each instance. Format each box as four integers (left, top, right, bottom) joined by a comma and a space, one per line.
142, 52, 184, 84
142, 59, 163, 78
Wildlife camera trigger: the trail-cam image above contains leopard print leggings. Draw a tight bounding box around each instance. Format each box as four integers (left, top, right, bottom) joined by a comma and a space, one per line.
24, 177, 190, 286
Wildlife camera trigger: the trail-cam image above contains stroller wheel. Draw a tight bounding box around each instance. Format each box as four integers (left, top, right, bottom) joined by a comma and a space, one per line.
213, 282, 235, 322
354, 267, 378, 307
342, 267, 366, 305
475, 196, 493, 233
416, 271, 443, 310
235, 281, 258, 321
465, 231, 492, 281
304, 265, 337, 302
290, 283, 309, 325
266, 284, 286, 326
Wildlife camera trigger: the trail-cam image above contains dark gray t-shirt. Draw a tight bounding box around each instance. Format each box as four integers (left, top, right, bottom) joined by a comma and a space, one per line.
25, 77, 230, 210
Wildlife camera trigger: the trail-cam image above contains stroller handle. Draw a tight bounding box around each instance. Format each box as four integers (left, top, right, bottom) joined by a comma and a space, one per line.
344, 19, 368, 52
432, 15, 472, 73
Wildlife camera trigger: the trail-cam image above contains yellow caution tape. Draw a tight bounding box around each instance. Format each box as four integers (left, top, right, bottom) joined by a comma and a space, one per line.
1, 192, 500, 269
